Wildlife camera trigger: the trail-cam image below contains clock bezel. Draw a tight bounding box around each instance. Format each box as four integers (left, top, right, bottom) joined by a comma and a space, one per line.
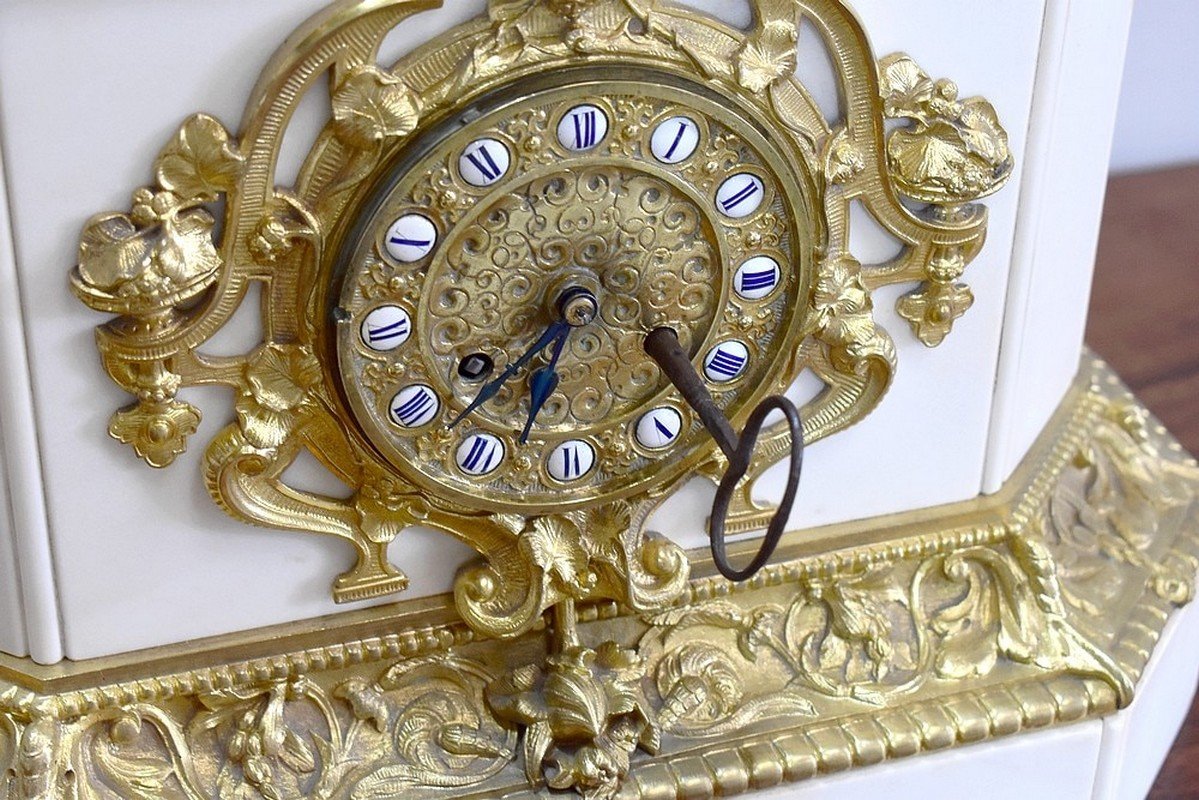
319, 67, 822, 515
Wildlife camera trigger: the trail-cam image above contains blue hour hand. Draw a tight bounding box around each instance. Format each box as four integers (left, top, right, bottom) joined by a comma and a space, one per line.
449, 319, 568, 429
519, 329, 569, 444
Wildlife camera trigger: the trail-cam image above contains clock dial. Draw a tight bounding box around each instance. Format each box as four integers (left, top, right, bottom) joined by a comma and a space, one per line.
332, 74, 812, 512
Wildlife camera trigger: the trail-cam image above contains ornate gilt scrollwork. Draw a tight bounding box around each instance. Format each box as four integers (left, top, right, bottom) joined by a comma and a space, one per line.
2, 360, 1197, 799
66, 1, 1020, 795
70, 0, 1014, 592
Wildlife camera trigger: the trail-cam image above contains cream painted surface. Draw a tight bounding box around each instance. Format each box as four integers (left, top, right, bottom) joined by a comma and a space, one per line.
0, 0, 483, 661
983, 0, 1136, 494
0, 427, 26, 658
0, 148, 29, 658
0, 0, 1043, 659
0, 138, 51, 662
1093, 600, 1199, 800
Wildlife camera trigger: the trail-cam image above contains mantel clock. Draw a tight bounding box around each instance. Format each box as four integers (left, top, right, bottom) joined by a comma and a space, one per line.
65, 0, 1031, 796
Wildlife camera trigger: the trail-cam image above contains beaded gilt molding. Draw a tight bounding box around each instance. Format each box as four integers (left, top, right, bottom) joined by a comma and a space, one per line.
63, 0, 1018, 796
2, 359, 1196, 799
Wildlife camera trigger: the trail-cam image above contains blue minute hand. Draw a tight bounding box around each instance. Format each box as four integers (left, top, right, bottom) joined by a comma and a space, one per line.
449, 319, 569, 428
519, 327, 570, 444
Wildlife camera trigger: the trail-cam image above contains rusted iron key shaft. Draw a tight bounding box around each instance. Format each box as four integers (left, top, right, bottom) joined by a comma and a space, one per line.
643, 326, 805, 582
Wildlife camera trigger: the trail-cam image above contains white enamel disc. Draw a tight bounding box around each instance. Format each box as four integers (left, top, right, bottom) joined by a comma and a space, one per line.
635, 407, 684, 450
384, 214, 438, 263
716, 173, 765, 218
458, 138, 511, 187
557, 104, 609, 152
388, 385, 441, 429
547, 440, 597, 482
733, 256, 783, 301
456, 432, 506, 477
703, 341, 751, 383
359, 305, 412, 351
651, 116, 701, 164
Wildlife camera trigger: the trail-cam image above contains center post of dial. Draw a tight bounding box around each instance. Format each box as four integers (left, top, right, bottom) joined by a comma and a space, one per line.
555, 285, 600, 329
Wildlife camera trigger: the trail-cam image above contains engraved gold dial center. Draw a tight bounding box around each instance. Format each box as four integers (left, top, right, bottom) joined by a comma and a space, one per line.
426, 167, 723, 431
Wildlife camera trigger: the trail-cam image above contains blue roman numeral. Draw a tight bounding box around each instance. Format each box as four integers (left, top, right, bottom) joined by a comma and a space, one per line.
465, 145, 502, 181
559, 445, 582, 479
707, 349, 746, 379
393, 390, 434, 426
663, 121, 689, 161
653, 418, 677, 440
571, 111, 598, 149
740, 269, 778, 292
462, 436, 499, 473
721, 179, 761, 213
390, 235, 432, 248
367, 319, 408, 344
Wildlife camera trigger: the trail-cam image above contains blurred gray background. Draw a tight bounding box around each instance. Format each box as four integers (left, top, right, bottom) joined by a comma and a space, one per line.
1111, 0, 1199, 173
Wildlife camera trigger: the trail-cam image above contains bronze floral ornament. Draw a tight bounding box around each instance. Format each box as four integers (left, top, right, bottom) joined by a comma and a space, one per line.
880, 54, 1013, 204
489, 637, 657, 799
2, 359, 1198, 798
58, 0, 1042, 797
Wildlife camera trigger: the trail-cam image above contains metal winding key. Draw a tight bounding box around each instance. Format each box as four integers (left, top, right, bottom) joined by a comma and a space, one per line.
644, 327, 804, 582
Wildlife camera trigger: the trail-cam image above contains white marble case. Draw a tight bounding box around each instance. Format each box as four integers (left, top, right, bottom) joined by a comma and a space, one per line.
0, 0, 1131, 663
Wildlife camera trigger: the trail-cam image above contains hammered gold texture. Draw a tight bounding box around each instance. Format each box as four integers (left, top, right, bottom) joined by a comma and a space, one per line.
1, 360, 1196, 799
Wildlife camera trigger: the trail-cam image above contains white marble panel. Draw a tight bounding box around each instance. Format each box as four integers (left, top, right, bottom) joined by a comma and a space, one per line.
1093, 599, 1199, 800
749, 720, 1103, 800
0, 137, 50, 661
0, 143, 28, 658
0, 0, 465, 661
653, 0, 1048, 550
0, 426, 27, 659
983, 0, 1136, 492
0, 0, 1045, 659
